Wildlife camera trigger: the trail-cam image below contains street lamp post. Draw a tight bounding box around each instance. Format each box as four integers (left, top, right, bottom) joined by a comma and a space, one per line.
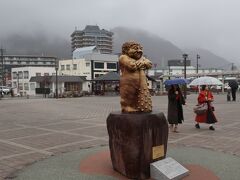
196, 54, 200, 74
168, 65, 171, 79
55, 59, 59, 99
182, 53, 188, 99
0, 48, 6, 86
16, 73, 19, 94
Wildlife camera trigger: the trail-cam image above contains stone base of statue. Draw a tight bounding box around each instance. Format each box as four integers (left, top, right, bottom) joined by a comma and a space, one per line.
106, 111, 168, 180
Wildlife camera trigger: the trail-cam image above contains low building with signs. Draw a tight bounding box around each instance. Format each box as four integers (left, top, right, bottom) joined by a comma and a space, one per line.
29, 75, 87, 97
11, 66, 55, 96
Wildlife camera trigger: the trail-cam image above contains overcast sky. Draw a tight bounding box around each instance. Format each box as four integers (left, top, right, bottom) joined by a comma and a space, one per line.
0, 0, 240, 63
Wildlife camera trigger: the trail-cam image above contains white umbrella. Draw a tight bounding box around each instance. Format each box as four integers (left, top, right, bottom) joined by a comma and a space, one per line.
189, 76, 223, 86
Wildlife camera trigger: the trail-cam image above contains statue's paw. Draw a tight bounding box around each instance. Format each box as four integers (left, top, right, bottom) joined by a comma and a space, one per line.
122, 106, 138, 113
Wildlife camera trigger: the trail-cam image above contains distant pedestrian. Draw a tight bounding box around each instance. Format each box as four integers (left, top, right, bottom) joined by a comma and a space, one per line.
195, 85, 217, 130
227, 90, 231, 101
167, 85, 185, 133
228, 80, 238, 101
10, 88, 14, 97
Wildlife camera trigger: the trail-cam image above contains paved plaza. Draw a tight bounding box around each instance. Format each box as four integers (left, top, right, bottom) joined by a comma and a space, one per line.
0, 93, 240, 179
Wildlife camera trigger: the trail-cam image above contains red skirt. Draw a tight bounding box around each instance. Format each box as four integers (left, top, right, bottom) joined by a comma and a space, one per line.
195, 108, 217, 124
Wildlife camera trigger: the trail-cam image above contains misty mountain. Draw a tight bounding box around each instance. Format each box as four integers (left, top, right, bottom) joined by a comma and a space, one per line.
112, 27, 232, 69
112, 27, 183, 68
185, 49, 232, 70
0, 32, 71, 59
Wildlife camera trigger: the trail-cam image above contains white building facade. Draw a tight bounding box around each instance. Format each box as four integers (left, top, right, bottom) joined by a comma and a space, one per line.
59, 54, 118, 78
11, 67, 55, 96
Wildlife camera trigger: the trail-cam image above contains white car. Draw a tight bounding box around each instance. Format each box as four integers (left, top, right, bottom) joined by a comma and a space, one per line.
0, 86, 11, 95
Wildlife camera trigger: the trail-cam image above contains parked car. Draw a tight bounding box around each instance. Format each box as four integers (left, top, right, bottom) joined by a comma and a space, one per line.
0, 86, 11, 95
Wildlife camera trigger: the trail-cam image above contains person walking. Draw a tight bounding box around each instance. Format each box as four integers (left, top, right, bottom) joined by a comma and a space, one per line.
167, 85, 185, 133
228, 80, 238, 101
10, 88, 14, 97
195, 85, 217, 130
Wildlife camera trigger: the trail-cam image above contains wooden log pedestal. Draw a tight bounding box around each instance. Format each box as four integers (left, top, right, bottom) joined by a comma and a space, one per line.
107, 111, 168, 180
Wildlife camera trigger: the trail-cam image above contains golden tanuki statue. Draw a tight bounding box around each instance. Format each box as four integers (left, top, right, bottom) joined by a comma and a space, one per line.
119, 41, 152, 112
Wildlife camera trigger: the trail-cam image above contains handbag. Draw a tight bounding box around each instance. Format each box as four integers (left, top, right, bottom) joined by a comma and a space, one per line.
193, 103, 208, 115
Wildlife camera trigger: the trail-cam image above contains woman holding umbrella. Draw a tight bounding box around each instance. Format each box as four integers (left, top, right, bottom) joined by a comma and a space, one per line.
167, 84, 186, 132
190, 76, 221, 130
195, 85, 217, 130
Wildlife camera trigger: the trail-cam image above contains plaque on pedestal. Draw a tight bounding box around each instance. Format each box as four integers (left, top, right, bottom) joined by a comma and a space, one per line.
150, 157, 189, 180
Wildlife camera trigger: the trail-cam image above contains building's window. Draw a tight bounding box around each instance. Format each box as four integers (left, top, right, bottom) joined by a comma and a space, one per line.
13, 82, 17, 88
12, 72, 17, 79
61, 65, 65, 70
34, 61, 38, 64
43, 61, 46, 64
26, 61, 30, 64
107, 63, 116, 69
17, 61, 21, 64
94, 62, 104, 69
86, 62, 90, 67
73, 64, 77, 70
24, 83, 29, 90
19, 83, 23, 90
30, 83, 35, 90
18, 71, 23, 79
66, 64, 70, 70
95, 74, 102, 78
23, 71, 29, 79
36, 73, 41, 76
44, 73, 49, 76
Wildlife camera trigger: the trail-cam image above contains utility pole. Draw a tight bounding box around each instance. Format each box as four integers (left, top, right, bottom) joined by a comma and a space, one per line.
55, 58, 59, 99
0, 48, 6, 86
182, 53, 188, 99
231, 63, 234, 71
196, 54, 200, 74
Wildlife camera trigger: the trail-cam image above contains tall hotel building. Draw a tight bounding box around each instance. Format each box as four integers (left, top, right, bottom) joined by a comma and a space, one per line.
71, 25, 113, 54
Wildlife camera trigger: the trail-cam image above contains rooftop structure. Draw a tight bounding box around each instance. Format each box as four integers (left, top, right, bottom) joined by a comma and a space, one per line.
72, 46, 99, 59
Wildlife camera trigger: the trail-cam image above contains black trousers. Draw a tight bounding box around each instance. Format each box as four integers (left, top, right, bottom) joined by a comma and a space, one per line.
231, 89, 237, 101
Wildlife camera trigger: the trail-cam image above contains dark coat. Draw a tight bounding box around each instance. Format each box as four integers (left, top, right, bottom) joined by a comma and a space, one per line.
228, 80, 238, 90
167, 89, 185, 125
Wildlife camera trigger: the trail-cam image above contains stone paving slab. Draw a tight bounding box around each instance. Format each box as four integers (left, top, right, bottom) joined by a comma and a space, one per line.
0, 128, 51, 140
39, 122, 96, 131
11, 133, 93, 150
0, 142, 30, 158
0, 94, 239, 179
69, 125, 108, 138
